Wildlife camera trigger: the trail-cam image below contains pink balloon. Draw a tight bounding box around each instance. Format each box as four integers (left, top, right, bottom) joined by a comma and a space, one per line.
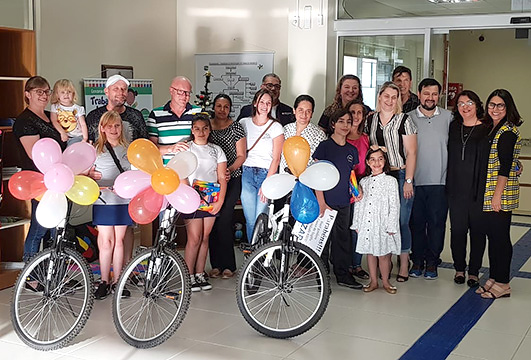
128, 187, 163, 224
114, 170, 152, 199
161, 197, 169, 212
62, 142, 97, 175
32, 138, 63, 173
8, 171, 46, 200
43, 163, 74, 193
166, 184, 201, 214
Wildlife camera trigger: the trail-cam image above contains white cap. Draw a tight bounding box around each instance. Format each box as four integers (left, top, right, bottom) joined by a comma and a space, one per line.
105, 74, 130, 88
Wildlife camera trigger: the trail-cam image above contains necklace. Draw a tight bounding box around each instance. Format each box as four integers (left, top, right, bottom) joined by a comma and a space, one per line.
460, 119, 478, 161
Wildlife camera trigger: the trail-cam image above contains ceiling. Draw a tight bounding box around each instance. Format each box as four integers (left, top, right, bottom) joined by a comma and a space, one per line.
339, 0, 531, 19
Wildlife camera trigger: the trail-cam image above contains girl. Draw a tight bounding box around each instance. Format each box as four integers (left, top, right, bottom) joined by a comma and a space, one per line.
183, 114, 227, 292
314, 108, 362, 289
50, 79, 88, 146
90, 111, 131, 300
352, 147, 401, 294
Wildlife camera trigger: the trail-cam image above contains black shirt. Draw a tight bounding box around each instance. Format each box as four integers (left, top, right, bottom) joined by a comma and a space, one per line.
86, 106, 148, 142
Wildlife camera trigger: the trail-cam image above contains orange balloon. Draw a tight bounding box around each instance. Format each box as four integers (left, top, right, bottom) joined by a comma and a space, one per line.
283, 136, 310, 177
151, 168, 180, 195
127, 139, 163, 174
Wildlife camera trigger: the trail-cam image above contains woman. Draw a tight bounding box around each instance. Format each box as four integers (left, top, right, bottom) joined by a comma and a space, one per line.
447, 90, 489, 288
280, 94, 326, 173
318, 75, 370, 134
365, 82, 417, 282
478, 89, 522, 299
13, 76, 66, 262
209, 94, 246, 279
239, 89, 284, 243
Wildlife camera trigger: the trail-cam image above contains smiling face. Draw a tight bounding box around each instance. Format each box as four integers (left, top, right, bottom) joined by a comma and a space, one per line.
254, 92, 272, 116
25, 86, 51, 110
332, 113, 353, 137
392, 72, 411, 99
101, 119, 123, 142
191, 119, 211, 144
340, 79, 360, 105
349, 103, 365, 130
419, 85, 439, 112
295, 100, 313, 127
104, 80, 128, 109
170, 78, 192, 110
378, 87, 399, 113
367, 150, 386, 175
487, 95, 507, 124
457, 95, 477, 121
214, 98, 231, 121
262, 76, 281, 103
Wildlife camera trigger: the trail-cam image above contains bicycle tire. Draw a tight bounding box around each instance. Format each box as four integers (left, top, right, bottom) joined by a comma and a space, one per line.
112, 247, 191, 348
250, 213, 270, 247
236, 241, 330, 338
11, 248, 94, 351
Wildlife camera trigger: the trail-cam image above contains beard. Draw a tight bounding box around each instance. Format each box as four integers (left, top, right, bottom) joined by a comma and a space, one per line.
421, 102, 436, 111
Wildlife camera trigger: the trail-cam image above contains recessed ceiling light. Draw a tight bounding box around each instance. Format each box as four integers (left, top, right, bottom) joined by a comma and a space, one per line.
428, 0, 478, 3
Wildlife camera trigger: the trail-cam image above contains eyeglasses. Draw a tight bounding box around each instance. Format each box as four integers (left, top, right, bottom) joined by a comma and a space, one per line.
488, 102, 506, 110
264, 83, 281, 90
32, 89, 51, 96
457, 100, 474, 107
171, 87, 192, 97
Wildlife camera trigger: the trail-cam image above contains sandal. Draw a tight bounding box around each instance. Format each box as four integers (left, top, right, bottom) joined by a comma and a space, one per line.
454, 273, 465, 284
475, 278, 495, 294
352, 267, 370, 280
480, 283, 511, 299
396, 274, 409, 282
467, 275, 479, 288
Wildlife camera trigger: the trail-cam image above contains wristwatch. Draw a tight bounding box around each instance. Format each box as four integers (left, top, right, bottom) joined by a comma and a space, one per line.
406, 178, 413, 184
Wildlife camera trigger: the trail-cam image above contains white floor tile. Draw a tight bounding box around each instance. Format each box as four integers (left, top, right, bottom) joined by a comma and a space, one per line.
171, 343, 284, 360
512, 335, 531, 360
452, 328, 522, 360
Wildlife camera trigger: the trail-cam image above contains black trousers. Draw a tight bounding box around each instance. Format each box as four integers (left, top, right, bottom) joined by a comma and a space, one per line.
484, 210, 513, 284
449, 197, 486, 276
209, 177, 241, 272
320, 205, 352, 280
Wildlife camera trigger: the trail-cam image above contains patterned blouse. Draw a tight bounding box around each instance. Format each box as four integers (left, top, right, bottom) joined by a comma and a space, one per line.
280, 122, 327, 174
211, 120, 246, 179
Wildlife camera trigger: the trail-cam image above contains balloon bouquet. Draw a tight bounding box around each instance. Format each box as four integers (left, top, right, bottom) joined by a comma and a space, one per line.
113, 139, 201, 224
261, 136, 340, 224
8, 139, 100, 227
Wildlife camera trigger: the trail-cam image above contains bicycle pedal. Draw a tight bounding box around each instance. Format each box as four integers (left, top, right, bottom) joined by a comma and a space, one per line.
164, 290, 181, 300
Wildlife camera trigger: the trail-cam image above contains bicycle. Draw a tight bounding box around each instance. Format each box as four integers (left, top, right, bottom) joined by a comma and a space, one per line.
112, 206, 191, 348
236, 196, 331, 338
11, 200, 94, 351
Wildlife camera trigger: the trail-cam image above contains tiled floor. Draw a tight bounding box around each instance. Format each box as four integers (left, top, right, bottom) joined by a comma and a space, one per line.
1, 216, 530, 360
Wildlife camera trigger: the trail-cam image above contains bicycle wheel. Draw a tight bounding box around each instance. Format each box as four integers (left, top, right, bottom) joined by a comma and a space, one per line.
11, 248, 94, 351
112, 247, 191, 348
236, 241, 330, 338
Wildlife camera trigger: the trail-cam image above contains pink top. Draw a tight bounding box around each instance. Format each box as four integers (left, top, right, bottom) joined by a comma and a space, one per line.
347, 134, 369, 179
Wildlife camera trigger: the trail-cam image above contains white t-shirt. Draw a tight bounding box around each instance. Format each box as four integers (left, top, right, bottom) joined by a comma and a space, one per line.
240, 118, 284, 169
51, 103, 85, 138
94, 144, 131, 205
187, 141, 227, 183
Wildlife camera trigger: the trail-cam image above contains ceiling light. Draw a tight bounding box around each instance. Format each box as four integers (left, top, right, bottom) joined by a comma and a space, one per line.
428, 0, 478, 3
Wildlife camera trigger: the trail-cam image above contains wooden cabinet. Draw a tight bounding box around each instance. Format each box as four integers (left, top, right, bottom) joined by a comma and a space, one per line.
0, 26, 35, 289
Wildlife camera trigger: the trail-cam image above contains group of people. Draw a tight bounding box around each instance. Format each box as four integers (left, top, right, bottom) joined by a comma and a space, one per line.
14, 65, 522, 300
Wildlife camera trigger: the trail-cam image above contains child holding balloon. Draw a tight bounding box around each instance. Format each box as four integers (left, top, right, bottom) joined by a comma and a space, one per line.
351, 147, 401, 294
89, 111, 132, 300
183, 114, 227, 292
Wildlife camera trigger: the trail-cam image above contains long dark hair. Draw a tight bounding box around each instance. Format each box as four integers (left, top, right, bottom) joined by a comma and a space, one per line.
251, 88, 275, 119
453, 90, 484, 123
364, 147, 391, 176
345, 98, 367, 133
484, 89, 523, 127
294, 94, 315, 111
323, 74, 363, 116
190, 113, 213, 143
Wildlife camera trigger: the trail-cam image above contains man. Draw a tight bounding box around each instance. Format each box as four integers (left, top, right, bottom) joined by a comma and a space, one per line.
392, 66, 420, 114
86, 74, 148, 142
147, 76, 201, 164
237, 73, 294, 126
407, 78, 452, 280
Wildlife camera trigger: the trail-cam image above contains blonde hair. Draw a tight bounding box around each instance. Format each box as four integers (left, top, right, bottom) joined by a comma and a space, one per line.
51, 79, 78, 104
375, 82, 403, 114
95, 111, 128, 154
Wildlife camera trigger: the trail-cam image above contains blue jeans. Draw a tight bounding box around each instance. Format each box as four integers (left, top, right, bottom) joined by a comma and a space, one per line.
24, 199, 51, 262
241, 166, 269, 243
390, 169, 414, 253
350, 202, 362, 268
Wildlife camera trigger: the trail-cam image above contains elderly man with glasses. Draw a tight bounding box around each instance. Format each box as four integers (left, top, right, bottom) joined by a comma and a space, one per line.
237, 73, 294, 126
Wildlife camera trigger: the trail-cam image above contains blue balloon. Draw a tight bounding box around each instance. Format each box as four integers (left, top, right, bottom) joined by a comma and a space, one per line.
290, 182, 319, 224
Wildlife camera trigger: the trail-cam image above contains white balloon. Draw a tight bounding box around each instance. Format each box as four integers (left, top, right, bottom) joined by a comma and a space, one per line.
166, 151, 198, 179
261, 173, 296, 200
299, 161, 340, 191
35, 190, 68, 228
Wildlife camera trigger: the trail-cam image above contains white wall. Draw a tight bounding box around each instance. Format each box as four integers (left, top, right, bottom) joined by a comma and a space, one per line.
37, 0, 177, 107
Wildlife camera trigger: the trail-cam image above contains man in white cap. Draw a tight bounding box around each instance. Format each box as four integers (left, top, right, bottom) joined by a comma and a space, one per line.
86, 74, 148, 142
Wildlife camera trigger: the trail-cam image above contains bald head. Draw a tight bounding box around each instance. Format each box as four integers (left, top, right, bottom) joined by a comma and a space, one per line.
170, 76, 192, 113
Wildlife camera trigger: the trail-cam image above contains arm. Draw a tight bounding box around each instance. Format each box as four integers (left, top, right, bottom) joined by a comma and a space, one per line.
78, 115, 88, 142
19, 135, 41, 159
50, 112, 69, 142
227, 137, 247, 179
402, 134, 417, 199
386, 178, 400, 234
491, 131, 518, 212
316, 190, 332, 217
209, 161, 228, 215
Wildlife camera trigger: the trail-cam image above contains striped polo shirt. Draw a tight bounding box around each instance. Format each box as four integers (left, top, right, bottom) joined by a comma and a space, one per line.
147, 102, 201, 163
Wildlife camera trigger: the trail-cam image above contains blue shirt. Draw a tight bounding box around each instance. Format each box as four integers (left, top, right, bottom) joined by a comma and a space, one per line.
313, 138, 359, 207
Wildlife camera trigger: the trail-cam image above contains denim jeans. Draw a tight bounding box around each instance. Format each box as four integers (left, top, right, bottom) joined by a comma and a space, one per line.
23, 199, 51, 262
390, 169, 414, 253
350, 202, 362, 268
241, 166, 269, 243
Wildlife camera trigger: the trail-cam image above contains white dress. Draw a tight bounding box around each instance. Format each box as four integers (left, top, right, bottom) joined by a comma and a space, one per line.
351, 173, 401, 256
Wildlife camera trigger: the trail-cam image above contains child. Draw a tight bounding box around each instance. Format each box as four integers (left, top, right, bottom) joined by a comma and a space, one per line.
352, 147, 401, 294
89, 111, 132, 300
314, 108, 362, 289
50, 79, 88, 146
183, 114, 227, 292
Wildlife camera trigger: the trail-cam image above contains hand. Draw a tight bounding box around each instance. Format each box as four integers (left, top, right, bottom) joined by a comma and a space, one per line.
354, 188, 363, 202
225, 168, 231, 181
258, 187, 267, 203
491, 193, 502, 212
171, 142, 189, 153
516, 159, 523, 176
60, 133, 68, 142
318, 202, 332, 217
88, 165, 102, 180
403, 182, 414, 199
209, 201, 223, 215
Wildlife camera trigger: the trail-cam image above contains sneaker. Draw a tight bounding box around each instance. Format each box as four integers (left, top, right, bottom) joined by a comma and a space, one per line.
94, 281, 110, 300
424, 266, 438, 280
195, 273, 212, 291
409, 265, 423, 278
337, 276, 363, 290
111, 283, 131, 298
190, 275, 201, 292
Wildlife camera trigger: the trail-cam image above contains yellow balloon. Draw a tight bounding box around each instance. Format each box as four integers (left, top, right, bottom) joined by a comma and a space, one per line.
127, 139, 163, 174
283, 136, 310, 177
65, 176, 100, 205
151, 168, 180, 195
